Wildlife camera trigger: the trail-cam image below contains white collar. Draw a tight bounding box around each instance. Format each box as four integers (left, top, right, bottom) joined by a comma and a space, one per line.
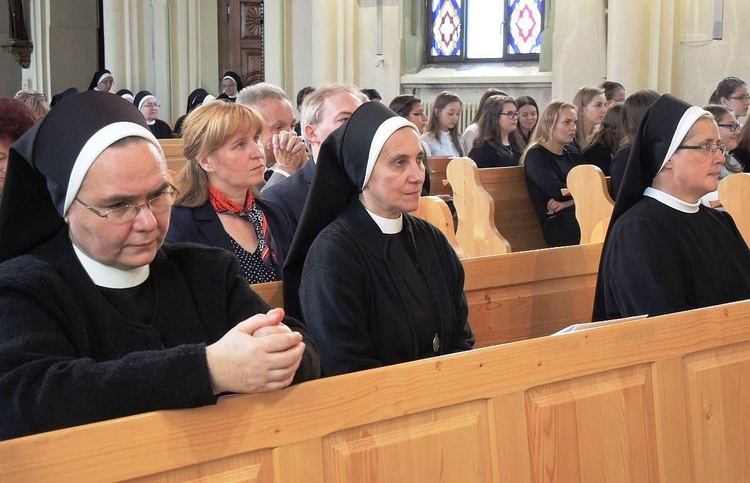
72, 242, 150, 288
365, 207, 403, 234
146, 120, 156, 126
643, 187, 700, 213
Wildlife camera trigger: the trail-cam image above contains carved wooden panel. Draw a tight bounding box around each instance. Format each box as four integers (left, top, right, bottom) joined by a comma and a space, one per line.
321, 401, 492, 482
217, 0, 263, 88
133, 450, 270, 482
684, 341, 750, 482
525, 365, 659, 482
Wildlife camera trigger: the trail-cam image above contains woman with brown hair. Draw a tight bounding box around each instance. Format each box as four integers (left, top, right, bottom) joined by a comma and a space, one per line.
421, 91, 466, 157
166, 101, 293, 283
462, 87, 506, 150
572, 85, 607, 151
468, 95, 524, 168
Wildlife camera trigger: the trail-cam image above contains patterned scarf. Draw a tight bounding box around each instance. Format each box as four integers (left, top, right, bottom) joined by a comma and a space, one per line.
208, 185, 276, 266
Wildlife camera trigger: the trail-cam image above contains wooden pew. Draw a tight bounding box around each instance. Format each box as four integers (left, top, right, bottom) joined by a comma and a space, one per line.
426, 156, 452, 196
158, 138, 188, 174
410, 196, 467, 259
566, 164, 615, 244
3, 299, 749, 482
719, 173, 750, 246
250, 242, 602, 348
446, 158, 548, 253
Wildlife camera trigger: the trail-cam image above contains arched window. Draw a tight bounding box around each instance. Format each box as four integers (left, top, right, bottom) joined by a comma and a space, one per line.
427, 0, 544, 63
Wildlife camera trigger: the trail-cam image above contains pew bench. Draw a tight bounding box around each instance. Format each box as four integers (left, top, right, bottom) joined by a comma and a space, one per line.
252, 242, 602, 348
446, 158, 548, 253
566, 164, 615, 244
2, 299, 749, 482
159, 138, 188, 174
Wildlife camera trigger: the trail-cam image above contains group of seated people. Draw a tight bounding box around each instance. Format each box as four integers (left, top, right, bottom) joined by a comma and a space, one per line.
1, 74, 750, 441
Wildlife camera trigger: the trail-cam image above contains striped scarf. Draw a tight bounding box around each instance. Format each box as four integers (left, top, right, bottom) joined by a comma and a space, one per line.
208, 186, 276, 266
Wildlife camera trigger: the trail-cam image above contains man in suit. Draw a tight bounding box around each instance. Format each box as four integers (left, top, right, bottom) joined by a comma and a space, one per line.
263, 84, 367, 227
236, 83, 307, 191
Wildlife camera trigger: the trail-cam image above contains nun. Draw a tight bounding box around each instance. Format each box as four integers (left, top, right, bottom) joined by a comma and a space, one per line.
0, 91, 319, 440
283, 102, 474, 377
115, 88, 135, 103
218, 71, 243, 102
172, 88, 215, 137
87, 69, 114, 92
593, 94, 750, 321
134, 90, 173, 139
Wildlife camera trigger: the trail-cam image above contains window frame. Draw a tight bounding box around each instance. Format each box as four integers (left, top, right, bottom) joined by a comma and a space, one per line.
425, 0, 545, 65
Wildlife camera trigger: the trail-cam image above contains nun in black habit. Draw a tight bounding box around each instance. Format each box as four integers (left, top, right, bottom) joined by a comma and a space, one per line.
87, 69, 113, 92
172, 88, 215, 137
283, 101, 474, 377
134, 90, 173, 139
592, 94, 750, 321
0, 91, 319, 440
218, 71, 243, 102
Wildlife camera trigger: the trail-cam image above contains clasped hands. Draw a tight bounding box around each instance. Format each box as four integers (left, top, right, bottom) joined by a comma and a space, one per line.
206, 308, 305, 395
271, 130, 307, 173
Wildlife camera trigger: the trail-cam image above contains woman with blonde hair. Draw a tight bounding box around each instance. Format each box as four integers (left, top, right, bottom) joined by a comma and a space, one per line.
522, 100, 584, 246
572, 86, 607, 151
166, 101, 294, 283
421, 91, 465, 157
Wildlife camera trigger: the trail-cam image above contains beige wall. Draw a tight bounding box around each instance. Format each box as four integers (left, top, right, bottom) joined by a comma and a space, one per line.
0, 4, 23, 96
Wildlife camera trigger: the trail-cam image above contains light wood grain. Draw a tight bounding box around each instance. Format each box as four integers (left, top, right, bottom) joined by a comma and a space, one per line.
426, 156, 453, 196
159, 138, 188, 174
566, 164, 614, 244
3, 300, 750, 481
410, 195, 467, 259
719, 172, 750, 246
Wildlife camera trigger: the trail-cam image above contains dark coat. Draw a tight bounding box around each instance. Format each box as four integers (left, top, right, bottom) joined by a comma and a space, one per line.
165, 199, 294, 280
262, 158, 316, 227
299, 201, 474, 376
0, 228, 319, 439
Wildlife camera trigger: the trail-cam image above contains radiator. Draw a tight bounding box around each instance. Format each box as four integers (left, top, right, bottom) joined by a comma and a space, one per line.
422, 101, 479, 134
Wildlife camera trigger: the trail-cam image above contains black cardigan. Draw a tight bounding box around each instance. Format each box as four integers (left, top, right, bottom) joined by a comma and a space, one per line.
0, 229, 319, 439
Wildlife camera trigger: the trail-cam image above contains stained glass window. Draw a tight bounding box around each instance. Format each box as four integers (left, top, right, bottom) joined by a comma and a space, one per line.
427, 0, 544, 63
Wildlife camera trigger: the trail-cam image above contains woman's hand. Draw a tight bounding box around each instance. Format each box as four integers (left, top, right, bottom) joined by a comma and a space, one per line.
205, 308, 305, 395
546, 198, 575, 215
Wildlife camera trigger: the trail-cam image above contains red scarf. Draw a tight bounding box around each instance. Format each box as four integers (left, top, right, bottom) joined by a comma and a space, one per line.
208, 186, 275, 265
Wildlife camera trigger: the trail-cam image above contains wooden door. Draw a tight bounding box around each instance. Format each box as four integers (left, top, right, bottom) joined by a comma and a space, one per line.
217, 0, 264, 87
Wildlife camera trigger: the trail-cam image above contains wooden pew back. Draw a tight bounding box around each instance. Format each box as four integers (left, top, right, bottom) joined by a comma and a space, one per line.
250, 242, 602, 348
446, 158, 547, 252
566, 164, 615, 244
426, 156, 452, 196
719, 172, 750, 246
159, 138, 188, 174
445, 158, 511, 256
410, 196, 467, 258
3, 299, 749, 482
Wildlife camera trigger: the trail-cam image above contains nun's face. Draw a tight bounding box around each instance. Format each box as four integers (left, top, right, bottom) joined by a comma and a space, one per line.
201, 121, 266, 198
66, 141, 170, 270
658, 118, 725, 202
222, 78, 238, 97
140, 99, 159, 121
0, 139, 8, 195
360, 127, 425, 219
97, 77, 113, 93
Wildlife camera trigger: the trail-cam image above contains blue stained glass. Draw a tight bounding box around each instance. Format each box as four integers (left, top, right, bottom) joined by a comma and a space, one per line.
430, 0, 463, 57
507, 0, 543, 55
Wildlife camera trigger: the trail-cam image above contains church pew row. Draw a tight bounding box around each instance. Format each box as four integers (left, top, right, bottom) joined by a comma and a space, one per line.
252, 242, 602, 348
444, 158, 548, 253
2, 299, 749, 481
159, 138, 188, 174
565, 164, 614, 244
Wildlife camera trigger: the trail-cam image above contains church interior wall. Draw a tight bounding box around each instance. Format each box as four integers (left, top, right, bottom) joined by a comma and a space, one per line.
0, 4, 22, 96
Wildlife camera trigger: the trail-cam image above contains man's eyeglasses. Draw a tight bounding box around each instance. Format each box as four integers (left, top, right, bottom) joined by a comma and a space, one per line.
500, 111, 520, 120
728, 95, 750, 102
718, 122, 742, 132
142, 103, 160, 109
75, 186, 179, 224
676, 142, 727, 156
408, 111, 426, 118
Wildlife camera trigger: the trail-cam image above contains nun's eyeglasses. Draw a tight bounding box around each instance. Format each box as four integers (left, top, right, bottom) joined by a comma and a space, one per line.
75, 186, 179, 224
676, 142, 727, 156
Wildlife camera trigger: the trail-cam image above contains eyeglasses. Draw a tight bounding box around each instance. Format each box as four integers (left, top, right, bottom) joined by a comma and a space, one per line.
75, 186, 179, 224
676, 142, 727, 156
728, 95, 750, 102
500, 111, 520, 119
718, 122, 742, 132
142, 103, 160, 109
409, 111, 427, 118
